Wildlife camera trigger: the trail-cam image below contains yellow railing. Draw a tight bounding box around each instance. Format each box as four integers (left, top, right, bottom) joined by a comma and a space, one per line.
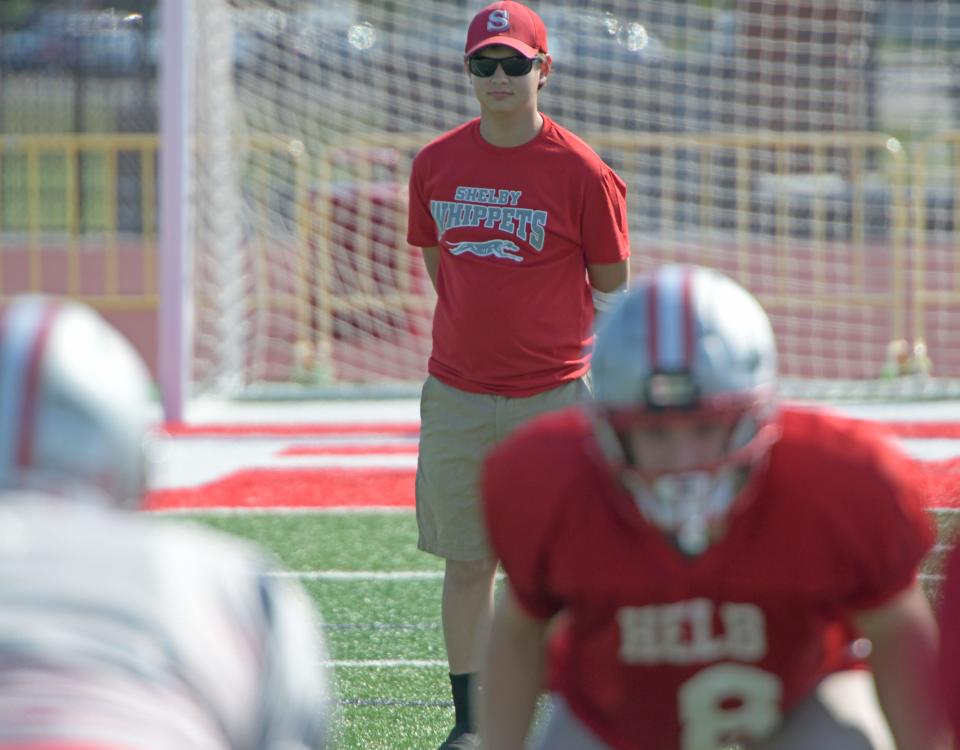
911, 133, 960, 344
0, 134, 158, 311
587, 131, 911, 340
0, 131, 954, 373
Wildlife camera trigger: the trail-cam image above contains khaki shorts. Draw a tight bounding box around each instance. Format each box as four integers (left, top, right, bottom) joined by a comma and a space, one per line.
416, 374, 591, 561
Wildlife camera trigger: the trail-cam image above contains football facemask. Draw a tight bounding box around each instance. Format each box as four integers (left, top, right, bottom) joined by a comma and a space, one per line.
596, 404, 780, 554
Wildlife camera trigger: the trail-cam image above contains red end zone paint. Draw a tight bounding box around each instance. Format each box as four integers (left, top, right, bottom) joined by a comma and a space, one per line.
922, 457, 960, 509
144, 462, 960, 511
144, 468, 415, 510
278, 443, 418, 456
876, 422, 960, 439
144, 420, 960, 511
162, 420, 960, 439
142, 457, 960, 511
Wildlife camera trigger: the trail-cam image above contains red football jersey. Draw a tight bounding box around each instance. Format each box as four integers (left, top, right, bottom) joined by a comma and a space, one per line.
407, 115, 630, 397
938, 538, 960, 739
483, 405, 934, 750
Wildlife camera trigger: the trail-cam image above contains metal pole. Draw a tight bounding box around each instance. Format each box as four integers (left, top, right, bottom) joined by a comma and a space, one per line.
158, 0, 191, 423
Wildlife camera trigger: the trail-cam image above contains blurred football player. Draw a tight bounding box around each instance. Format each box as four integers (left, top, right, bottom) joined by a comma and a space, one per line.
480, 265, 950, 749
938, 539, 960, 741
0, 295, 332, 749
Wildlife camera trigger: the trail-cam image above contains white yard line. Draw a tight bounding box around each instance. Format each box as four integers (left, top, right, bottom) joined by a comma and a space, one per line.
271, 570, 506, 582
148, 505, 414, 515
326, 659, 446, 668
274, 570, 444, 581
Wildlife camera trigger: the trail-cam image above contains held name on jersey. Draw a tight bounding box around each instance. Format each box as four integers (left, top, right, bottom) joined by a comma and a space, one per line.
618, 599, 767, 665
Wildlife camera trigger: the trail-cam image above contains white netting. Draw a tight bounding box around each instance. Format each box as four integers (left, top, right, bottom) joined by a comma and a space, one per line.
183, 0, 960, 399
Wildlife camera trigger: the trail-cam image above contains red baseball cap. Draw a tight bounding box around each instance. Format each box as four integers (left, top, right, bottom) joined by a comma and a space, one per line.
465, 1, 549, 59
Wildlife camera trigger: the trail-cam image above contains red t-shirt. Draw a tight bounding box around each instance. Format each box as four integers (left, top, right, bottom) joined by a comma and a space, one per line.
407, 115, 630, 396
483, 406, 934, 750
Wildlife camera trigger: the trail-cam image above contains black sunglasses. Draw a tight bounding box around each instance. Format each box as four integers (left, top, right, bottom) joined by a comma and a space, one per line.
467, 55, 538, 77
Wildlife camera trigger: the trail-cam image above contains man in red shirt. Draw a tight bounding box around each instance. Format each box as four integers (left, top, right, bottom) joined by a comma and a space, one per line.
481, 265, 950, 750
406, 3, 630, 747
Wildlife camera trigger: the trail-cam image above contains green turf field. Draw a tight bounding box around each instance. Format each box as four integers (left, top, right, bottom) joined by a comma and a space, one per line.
188, 510, 452, 749
176, 507, 958, 750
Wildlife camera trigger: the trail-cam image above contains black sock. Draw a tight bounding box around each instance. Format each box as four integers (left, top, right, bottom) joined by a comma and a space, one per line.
449, 671, 474, 732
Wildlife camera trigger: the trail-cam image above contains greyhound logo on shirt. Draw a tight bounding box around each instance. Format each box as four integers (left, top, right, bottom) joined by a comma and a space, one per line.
447, 239, 523, 262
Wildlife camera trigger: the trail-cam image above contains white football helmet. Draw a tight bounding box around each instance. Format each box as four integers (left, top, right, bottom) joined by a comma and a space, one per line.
0, 295, 154, 508
591, 265, 781, 555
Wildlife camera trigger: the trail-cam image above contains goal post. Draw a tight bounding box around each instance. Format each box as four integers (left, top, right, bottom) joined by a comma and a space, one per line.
160, 0, 960, 418
158, 0, 189, 424
160, 0, 248, 422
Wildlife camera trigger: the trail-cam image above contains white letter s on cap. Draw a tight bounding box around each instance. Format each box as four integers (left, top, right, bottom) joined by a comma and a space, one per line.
487, 9, 510, 32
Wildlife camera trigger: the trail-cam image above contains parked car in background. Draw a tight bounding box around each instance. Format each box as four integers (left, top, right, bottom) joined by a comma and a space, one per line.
0, 25, 50, 71
0, 8, 153, 76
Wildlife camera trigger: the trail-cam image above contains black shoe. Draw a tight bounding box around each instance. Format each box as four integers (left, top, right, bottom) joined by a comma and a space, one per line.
437, 725, 479, 750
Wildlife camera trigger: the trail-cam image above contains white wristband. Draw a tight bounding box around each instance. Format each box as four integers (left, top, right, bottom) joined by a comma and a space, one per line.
592, 285, 627, 313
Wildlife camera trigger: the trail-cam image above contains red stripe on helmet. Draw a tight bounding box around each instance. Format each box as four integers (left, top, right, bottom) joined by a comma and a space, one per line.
646, 275, 659, 368
0, 303, 10, 455
17, 301, 60, 468
0, 304, 9, 353
682, 267, 696, 368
